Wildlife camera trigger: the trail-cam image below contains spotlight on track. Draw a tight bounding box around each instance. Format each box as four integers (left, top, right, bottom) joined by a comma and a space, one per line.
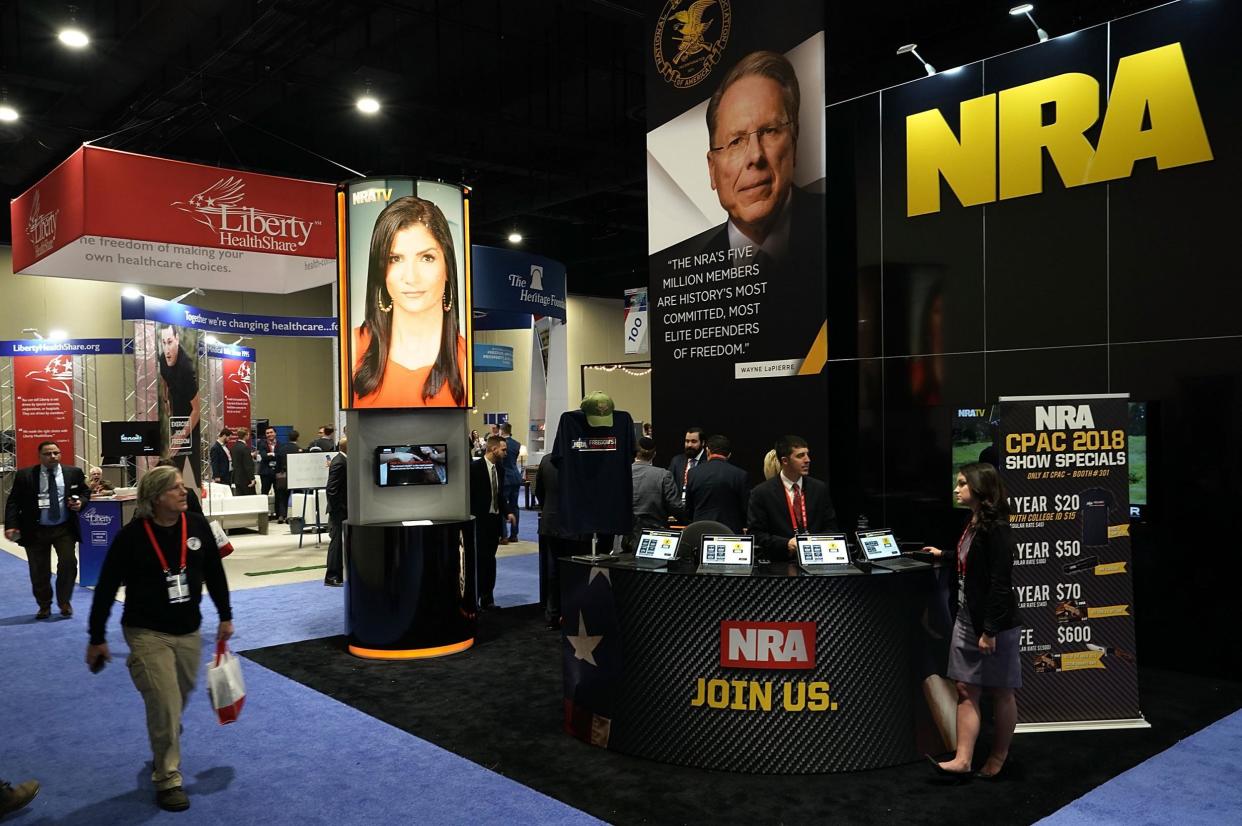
1010, 4, 1049, 43
897, 43, 936, 77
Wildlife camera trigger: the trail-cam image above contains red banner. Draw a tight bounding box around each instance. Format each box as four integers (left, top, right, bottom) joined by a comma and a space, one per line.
14, 355, 76, 467
10, 146, 336, 294
221, 359, 252, 429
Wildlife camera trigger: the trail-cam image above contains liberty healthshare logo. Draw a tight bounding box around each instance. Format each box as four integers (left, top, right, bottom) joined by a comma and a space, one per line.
26, 190, 61, 257
171, 177, 321, 252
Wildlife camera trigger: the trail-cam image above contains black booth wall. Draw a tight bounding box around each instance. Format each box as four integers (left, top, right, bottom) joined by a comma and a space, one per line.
651, 0, 1242, 680
821, 1, 1242, 680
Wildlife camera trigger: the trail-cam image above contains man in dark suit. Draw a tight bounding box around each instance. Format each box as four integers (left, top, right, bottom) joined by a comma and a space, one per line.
748, 434, 836, 563
324, 438, 347, 587
685, 434, 750, 533
208, 428, 233, 484
229, 427, 256, 496
4, 440, 90, 619
499, 422, 523, 543
308, 425, 336, 453
667, 426, 707, 503
468, 435, 516, 611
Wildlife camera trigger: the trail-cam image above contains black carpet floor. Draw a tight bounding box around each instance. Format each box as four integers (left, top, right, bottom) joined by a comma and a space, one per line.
244, 605, 1242, 825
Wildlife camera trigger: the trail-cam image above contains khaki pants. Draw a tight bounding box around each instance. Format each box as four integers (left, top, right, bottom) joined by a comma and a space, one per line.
124, 626, 202, 791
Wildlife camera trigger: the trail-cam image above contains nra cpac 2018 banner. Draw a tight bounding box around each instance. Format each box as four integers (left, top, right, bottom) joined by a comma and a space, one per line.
10, 146, 336, 294
999, 396, 1141, 727
13, 354, 75, 467
647, 0, 827, 476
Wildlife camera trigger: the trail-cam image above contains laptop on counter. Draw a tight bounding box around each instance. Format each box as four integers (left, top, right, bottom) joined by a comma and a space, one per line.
697, 535, 755, 576
632, 530, 682, 569
856, 528, 931, 572
797, 534, 867, 575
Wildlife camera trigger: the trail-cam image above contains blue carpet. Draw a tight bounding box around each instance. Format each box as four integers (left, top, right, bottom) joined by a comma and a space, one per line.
0, 548, 596, 824
495, 550, 541, 609
1038, 708, 1242, 825
513, 505, 540, 544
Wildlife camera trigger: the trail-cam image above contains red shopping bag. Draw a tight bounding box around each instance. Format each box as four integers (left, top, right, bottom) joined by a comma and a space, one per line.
207, 639, 246, 724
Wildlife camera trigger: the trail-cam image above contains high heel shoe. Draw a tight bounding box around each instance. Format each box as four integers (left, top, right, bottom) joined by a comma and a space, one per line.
974, 763, 1006, 781
926, 754, 972, 780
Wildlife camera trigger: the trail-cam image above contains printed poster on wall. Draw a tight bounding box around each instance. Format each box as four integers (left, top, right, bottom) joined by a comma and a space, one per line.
154, 323, 202, 487
221, 358, 252, 430
998, 394, 1144, 728
13, 354, 75, 467
646, 0, 828, 474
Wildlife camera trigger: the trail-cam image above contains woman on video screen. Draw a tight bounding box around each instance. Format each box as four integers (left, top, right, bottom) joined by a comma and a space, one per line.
353, 196, 466, 407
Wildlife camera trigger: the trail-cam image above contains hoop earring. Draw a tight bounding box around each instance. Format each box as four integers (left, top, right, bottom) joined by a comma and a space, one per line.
442, 287, 452, 313
377, 291, 392, 313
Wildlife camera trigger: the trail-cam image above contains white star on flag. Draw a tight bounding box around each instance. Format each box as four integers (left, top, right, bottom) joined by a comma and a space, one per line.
588, 566, 611, 586
567, 612, 603, 666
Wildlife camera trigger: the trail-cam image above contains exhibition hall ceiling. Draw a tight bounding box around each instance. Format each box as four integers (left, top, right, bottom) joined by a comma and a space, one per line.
0, 0, 1167, 298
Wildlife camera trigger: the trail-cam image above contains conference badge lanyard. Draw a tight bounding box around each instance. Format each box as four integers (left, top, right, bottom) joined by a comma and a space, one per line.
785, 482, 809, 535
143, 514, 191, 605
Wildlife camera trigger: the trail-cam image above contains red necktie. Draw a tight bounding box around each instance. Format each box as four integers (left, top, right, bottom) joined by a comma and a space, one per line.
792, 484, 805, 531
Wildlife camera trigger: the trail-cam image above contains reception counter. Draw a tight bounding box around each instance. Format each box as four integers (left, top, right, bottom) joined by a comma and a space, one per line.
560, 556, 937, 773
345, 519, 476, 660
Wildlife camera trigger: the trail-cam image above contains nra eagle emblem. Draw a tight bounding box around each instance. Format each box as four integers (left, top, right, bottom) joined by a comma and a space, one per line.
653, 0, 731, 89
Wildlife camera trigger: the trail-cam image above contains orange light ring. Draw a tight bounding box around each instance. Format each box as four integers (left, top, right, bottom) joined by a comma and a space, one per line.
347, 638, 474, 660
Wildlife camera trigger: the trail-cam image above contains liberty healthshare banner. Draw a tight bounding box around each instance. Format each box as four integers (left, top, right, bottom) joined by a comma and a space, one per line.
13, 354, 76, 467
998, 395, 1144, 729
647, 0, 828, 471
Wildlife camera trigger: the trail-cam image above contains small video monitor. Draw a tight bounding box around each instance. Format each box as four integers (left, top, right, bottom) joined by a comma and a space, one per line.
101, 421, 161, 456
374, 444, 449, 487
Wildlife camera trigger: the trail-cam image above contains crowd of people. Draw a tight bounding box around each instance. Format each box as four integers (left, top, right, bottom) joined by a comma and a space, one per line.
625, 427, 838, 562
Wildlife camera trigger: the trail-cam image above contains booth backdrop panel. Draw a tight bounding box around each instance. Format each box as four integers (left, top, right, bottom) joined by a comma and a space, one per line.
817, 0, 1242, 680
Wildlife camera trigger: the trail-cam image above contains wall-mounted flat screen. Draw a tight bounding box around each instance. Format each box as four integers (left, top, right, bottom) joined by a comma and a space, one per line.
374, 444, 449, 487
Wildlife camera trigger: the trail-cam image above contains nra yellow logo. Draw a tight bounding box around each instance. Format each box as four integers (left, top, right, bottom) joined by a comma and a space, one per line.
906, 43, 1213, 217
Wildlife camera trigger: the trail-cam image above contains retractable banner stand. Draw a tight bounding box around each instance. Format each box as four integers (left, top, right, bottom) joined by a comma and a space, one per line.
997, 395, 1145, 730
646, 0, 828, 473
13, 354, 75, 467
10, 146, 336, 294
219, 353, 253, 431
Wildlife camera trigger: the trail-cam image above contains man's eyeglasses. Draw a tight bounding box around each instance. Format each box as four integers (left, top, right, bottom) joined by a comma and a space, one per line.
710, 121, 792, 158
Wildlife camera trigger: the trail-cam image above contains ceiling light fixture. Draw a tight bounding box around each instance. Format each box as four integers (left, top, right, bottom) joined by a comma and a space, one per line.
357, 95, 380, 115
1010, 4, 1049, 43
59, 5, 89, 48
507, 232, 523, 244
897, 43, 936, 77
0, 105, 17, 122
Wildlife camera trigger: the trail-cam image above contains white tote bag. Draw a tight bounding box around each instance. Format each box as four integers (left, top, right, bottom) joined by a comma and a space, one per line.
207, 640, 246, 724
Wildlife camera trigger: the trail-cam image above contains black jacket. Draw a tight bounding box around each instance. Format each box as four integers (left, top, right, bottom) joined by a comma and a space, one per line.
747, 475, 837, 561
469, 457, 515, 520
4, 463, 91, 545
209, 440, 231, 481
326, 453, 348, 521
953, 521, 1021, 636
668, 450, 706, 498
230, 441, 256, 491
685, 458, 750, 534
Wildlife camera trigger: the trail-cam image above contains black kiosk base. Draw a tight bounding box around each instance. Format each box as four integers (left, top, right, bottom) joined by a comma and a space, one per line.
345, 519, 475, 660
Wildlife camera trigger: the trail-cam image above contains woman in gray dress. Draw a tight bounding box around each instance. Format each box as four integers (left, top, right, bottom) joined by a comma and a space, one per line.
923, 462, 1021, 779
